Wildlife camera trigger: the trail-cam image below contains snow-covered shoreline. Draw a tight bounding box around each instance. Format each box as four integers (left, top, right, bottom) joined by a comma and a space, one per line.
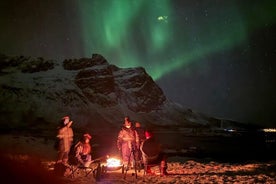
0, 134, 275, 183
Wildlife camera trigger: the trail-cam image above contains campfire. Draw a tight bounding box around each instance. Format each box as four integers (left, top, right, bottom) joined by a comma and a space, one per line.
102, 156, 124, 171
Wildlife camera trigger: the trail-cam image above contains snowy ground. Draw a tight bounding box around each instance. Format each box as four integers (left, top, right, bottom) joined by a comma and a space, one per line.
0, 134, 275, 183
45, 157, 275, 184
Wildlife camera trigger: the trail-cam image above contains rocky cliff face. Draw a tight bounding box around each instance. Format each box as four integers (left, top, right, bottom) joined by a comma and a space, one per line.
59, 54, 166, 111
0, 53, 218, 132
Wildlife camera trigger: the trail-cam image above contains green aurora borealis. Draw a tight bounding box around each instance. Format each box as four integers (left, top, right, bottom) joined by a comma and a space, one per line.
76, 0, 275, 80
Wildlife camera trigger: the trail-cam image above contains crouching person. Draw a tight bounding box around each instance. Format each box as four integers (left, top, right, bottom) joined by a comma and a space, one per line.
140, 130, 168, 176
75, 133, 92, 167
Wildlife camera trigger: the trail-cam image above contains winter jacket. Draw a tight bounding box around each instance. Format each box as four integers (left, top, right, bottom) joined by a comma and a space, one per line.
57, 126, 73, 152
117, 126, 139, 165
117, 126, 139, 150
74, 141, 92, 164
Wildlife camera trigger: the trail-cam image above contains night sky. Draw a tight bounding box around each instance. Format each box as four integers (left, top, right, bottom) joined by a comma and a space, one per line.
0, 0, 275, 127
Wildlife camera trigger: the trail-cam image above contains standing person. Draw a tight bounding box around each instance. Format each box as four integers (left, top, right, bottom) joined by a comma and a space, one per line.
134, 122, 146, 168
135, 122, 146, 143
117, 116, 139, 169
140, 130, 168, 176
56, 116, 74, 165
74, 133, 92, 167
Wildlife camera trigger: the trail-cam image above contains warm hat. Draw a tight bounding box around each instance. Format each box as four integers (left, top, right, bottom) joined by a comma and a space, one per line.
145, 130, 153, 139
62, 116, 69, 120
83, 133, 92, 140
62, 116, 70, 125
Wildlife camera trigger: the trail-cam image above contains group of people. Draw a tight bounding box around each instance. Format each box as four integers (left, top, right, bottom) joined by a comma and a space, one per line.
117, 116, 167, 175
55, 115, 167, 175
56, 116, 92, 168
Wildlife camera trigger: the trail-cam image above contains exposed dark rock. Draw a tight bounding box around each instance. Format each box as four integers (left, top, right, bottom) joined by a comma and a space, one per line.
0, 54, 54, 73
114, 67, 166, 112
74, 56, 166, 112
63, 53, 108, 70
20, 57, 54, 73
75, 64, 117, 106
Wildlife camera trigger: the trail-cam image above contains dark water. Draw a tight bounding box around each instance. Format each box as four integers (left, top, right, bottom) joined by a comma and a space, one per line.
155, 131, 276, 162
92, 130, 276, 162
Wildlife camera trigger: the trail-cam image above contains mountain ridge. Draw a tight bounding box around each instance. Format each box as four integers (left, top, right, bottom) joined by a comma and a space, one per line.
0, 53, 255, 133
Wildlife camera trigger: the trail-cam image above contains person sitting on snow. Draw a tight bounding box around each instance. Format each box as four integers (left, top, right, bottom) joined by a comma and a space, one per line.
74, 133, 92, 167
140, 130, 168, 176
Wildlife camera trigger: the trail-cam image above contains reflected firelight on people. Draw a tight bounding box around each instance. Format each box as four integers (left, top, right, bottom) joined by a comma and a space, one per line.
117, 116, 139, 168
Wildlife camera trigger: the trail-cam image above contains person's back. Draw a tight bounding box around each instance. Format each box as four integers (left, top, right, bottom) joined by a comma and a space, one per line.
135, 122, 146, 143
134, 122, 145, 168
140, 136, 161, 161
140, 130, 168, 175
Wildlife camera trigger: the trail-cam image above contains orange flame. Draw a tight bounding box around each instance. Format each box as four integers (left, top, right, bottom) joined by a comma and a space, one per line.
106, 157, 122, 168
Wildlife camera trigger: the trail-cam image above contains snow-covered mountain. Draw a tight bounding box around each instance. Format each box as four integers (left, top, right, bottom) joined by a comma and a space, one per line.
0, 53, 229, 132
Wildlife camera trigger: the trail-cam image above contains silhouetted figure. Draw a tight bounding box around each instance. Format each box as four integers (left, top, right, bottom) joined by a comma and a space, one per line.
140, 130, 168, 175
134, 122, 146, 168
